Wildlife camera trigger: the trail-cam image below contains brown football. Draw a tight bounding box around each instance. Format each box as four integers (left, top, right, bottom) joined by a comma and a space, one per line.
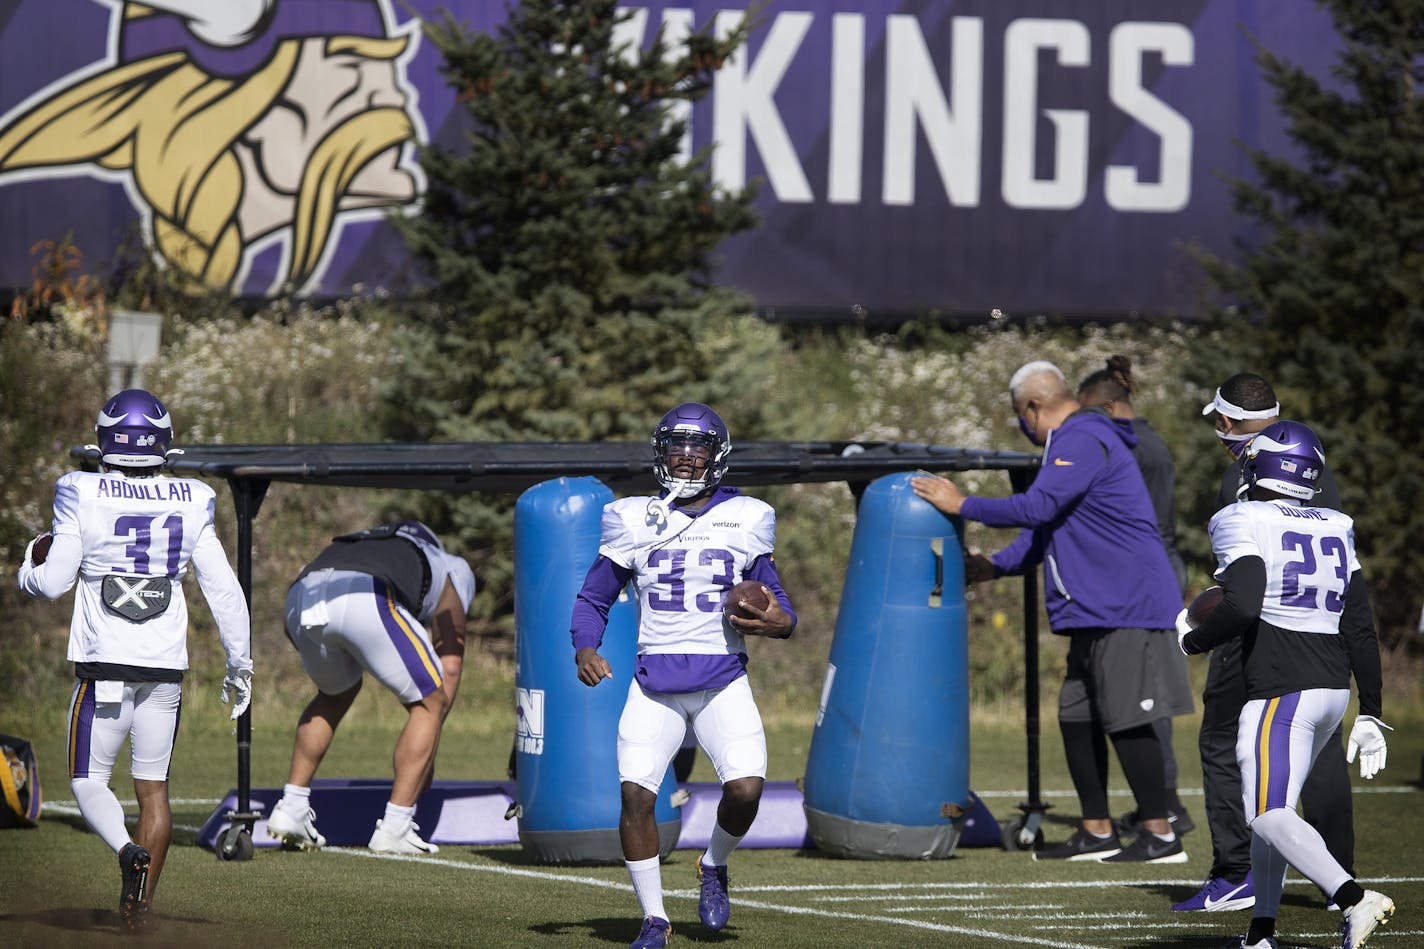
30, 532, 53, 566
1187, 585, 1225, 628
724, 579, 771, 619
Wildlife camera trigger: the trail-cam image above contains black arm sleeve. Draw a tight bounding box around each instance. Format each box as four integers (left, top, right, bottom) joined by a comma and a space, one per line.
1184, 556, 1266, 655
1341, 569, 1383, 718
1215, 460, 1242, 510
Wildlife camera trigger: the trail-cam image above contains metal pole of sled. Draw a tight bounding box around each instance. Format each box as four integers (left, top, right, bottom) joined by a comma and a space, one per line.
1004, 467, 1049, 850
217, 475, 269, 861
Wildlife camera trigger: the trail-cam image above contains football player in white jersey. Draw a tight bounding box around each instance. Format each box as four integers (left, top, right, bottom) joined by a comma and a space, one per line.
18, 389, 253, 932
572, 403, 796, 949
267, 520, 475, 855
1177, 421, 1393, 949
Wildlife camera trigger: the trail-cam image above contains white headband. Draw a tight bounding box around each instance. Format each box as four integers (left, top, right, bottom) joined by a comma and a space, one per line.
1201, 389, 1280, 421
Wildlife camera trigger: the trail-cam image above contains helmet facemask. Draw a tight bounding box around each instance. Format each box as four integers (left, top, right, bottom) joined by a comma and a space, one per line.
654, 431, 725, 499
650, 403, 732, 500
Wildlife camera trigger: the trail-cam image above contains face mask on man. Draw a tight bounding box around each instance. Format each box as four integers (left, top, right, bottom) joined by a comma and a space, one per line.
1018, 415, 1035, 442
1216, 429, 1255, 459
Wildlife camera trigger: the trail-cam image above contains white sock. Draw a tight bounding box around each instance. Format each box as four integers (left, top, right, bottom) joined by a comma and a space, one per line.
1152, 831, 1177, 843
280, 783, 311, 812
626, 856, 667, 921
71, 777, 131, 853
705, 822, 744, 867
383, 802, 416, 831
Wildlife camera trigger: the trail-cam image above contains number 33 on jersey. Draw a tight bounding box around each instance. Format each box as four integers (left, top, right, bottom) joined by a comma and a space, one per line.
598, 493, 777, 654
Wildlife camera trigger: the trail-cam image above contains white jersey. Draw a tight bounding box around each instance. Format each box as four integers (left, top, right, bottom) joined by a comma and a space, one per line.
406, 536, 477, 622
598, 493, 776, 656
1209, 499, 1359, 635
19, 470, 251, 673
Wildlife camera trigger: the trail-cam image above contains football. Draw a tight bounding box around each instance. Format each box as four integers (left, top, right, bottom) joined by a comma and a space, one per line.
724, 579, 771, 619
30, 532, 53, 566
1186, 585, 1225, 628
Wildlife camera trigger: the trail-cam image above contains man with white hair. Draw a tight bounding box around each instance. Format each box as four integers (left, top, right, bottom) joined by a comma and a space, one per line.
913, 361, 1193, 863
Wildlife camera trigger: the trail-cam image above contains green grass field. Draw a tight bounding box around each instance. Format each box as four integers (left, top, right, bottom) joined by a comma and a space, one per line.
2, 667, 1420, 949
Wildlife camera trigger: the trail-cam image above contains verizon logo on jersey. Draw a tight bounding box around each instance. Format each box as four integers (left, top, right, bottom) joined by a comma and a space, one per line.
97, 478, 192, 502
710, 521, 740, 528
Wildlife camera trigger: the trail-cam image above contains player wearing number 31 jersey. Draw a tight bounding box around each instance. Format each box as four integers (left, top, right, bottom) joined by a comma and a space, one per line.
18, 389, 251, 933
572, 403, 796, 949
1177, 421, 1392, 949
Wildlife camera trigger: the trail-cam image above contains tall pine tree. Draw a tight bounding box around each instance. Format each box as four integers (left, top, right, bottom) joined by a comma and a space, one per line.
1195, 1, 1424, 639
386, 1, 760, 624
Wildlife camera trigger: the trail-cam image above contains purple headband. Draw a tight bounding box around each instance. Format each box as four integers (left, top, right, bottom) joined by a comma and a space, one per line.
119, 1, 391, 79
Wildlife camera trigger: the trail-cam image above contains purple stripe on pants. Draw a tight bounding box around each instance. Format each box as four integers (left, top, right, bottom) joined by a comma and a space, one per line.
372, 578, 440, 697
69, 680, 95, 779
1263, 692, 1301, 810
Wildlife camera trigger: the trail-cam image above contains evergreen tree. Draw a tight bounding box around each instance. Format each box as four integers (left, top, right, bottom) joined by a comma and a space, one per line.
385, 1, 761, 624
1194, 1, 1424, 640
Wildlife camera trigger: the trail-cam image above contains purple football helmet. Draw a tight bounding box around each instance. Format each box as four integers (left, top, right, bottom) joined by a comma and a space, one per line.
651, 402, 732, 498
1241, 420, 1325, 501
95, 389, 173, 469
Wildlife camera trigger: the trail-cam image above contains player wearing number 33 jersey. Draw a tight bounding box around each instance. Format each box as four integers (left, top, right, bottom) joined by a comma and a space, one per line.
571, 403, 796, 949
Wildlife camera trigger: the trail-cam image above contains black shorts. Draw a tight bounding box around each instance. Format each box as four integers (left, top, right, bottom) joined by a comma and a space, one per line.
1059, 627, 1195, 733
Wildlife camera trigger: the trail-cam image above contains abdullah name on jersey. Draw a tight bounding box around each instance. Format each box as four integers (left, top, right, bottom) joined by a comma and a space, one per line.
18, 469, 251, 675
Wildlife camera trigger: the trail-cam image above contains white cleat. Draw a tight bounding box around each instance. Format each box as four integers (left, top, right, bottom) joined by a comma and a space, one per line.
368, 819, 439, 855
1341, 890, 1395, 949
266, 802, 326, 851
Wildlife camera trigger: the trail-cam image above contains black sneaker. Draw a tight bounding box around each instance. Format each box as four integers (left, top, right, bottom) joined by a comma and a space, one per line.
118, 841, 152, 931
1032, 828, 1121, 861
1103, 832, 1188, 864
1114, 806, 1196, 837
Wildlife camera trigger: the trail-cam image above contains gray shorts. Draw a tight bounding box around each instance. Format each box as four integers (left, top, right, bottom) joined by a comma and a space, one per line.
1058, 627, 1195, 733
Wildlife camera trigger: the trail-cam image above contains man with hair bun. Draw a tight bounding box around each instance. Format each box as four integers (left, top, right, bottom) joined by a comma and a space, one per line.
1077, 355, 1195, 840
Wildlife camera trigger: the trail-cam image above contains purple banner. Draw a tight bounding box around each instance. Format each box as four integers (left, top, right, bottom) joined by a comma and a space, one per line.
0, 1, 1338, 318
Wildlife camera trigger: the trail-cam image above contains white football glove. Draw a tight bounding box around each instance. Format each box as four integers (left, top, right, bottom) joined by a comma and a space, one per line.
220, 667, 253, 721
1345, 715, 1392, 780
1174, 608, 1193, 655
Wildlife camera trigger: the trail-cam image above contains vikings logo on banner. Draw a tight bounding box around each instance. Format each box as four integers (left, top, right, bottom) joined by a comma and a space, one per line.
0, 0, 426, 294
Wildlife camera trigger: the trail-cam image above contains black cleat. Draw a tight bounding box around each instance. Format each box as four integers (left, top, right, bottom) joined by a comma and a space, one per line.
118, 841, 152, 932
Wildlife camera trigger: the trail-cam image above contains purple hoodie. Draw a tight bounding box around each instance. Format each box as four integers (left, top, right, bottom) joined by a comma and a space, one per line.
961, 408, 1181, 633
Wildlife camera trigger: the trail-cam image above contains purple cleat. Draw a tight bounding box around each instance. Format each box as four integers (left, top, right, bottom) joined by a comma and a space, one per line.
630, 915, 671, 948
697, 852, 730, 931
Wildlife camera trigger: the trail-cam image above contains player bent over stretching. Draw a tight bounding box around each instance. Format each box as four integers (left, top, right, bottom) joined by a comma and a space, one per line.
1178, 421, 1393, 949
572, 403, 796, 949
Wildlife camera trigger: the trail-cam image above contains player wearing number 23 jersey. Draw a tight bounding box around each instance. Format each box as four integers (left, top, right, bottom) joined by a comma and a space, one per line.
1178, 421, 1392, 949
